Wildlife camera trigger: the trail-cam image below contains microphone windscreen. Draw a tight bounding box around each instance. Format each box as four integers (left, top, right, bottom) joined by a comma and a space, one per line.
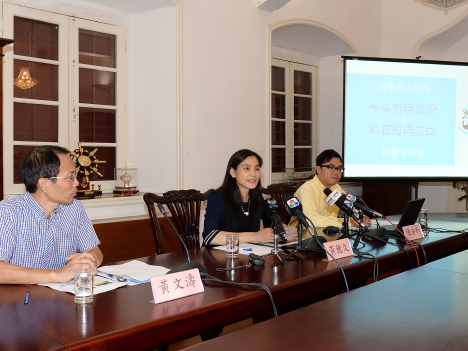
323, 188, 332, 196
263, 198, 280, 219
167, 262, 207, 275
302, 236, 328, 252
363, 227, 389, 242
284, 196, 303, 216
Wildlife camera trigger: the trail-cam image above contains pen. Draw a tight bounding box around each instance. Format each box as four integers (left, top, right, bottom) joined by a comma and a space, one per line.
24, 291, 30, 305
94, 281, 112, 287
98, 273, 127, 282
59, 281, 75, 288
242, 248, 253, 251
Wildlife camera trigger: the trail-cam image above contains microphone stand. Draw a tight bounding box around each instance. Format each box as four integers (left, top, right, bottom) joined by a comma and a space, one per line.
340, 213, 352, 239
271, 226, 284, 264
352, 210, 366, 249
284, 225, 305, 260
297, 224, 303, 250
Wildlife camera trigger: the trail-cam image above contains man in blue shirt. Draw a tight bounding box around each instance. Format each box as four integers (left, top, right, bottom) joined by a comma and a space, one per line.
0, 146, 103, 284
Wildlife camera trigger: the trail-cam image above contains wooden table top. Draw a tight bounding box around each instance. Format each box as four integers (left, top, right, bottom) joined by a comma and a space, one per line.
186, 249, 468, 351
0, 213, 467, 350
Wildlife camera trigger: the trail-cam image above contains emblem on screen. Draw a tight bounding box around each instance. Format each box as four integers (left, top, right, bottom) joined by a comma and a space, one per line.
458, 109, 468, 135
463, 109, 468, 130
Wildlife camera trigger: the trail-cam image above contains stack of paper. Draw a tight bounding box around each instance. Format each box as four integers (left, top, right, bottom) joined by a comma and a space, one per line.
41, 260, 171, 294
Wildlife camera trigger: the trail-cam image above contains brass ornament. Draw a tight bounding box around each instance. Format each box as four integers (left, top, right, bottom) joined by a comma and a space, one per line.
67, 142, 107, 198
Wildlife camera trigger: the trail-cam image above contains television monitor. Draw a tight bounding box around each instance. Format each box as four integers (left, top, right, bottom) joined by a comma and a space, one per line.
342, 56, 468, 181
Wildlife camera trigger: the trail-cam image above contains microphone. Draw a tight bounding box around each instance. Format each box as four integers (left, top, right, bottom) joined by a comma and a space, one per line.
157, 203, 207, 275
353, 202, 386, 219
284, 195, 315, 236
344, 193, 357, 210
263, 198, 287, 242
323, 188, 362, 225
284, 195, 327, 251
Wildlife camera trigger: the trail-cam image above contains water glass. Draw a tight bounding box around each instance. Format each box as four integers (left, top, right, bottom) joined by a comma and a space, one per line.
419, 209, 428, 233
226, 233, 240, 258
74, 267, 93, 304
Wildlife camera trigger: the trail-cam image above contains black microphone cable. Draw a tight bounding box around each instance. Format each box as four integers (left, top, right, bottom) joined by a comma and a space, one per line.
425, 227, 468, 234
356, 226, 415, 269
389, 233, 427, 265
383, 218, 420, 267
344, 214, 416, 269
353, 251, 379, 283
157, 203, 191, 263
357, 195, 382, 228
305, 215, 349, 292
157, 203, 210, 275
411, 241, 428, 265
350, 239, 366, 250
201, 274, 278, 317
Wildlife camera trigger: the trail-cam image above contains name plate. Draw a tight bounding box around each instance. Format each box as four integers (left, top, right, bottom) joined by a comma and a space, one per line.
323, 238, 353, 261
401, 223, 424, 240
150, 268, 204, 304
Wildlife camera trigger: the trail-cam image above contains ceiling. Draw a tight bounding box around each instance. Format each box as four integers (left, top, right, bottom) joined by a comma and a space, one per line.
80, 1, 354, 58
272, 24, 355, 57
80, 0, 174, 14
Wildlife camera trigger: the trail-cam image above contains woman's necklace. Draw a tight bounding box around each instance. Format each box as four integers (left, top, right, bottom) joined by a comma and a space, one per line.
241, 199, 250, 216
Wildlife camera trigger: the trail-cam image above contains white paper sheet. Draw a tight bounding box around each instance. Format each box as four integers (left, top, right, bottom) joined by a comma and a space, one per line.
98, 260, 170, 285
213, 243, 277, 256
40, 275, 127, 295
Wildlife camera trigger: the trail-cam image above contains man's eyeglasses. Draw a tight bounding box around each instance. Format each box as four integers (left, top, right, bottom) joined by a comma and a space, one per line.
49, 170, 79, 181
321, 164, 344, 172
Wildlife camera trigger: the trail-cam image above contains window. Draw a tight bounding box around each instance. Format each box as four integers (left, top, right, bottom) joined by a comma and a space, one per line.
3, 4, 127, 196
271, 58, 317, 182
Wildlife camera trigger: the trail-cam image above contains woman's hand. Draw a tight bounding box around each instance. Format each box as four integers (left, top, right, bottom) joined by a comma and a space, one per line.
284, 225, 299, 241
256, 228, 275, 243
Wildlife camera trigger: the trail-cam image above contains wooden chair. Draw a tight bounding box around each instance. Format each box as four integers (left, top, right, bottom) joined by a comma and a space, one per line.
144, 189, 214, 254
262, 182, 304, 224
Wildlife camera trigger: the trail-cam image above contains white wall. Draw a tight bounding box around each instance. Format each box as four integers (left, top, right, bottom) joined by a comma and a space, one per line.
181, 0, 271, 192
128, 7, 178, 193
179, 0, 386, 192
378, 0, 468, 212
380, 0, 468, 59
317, 55, 345, 154
6, 0, 468, 215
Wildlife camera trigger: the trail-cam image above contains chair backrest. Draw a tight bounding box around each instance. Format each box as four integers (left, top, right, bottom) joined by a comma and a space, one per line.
262, 182, 303, 224
144, 189, 214, 254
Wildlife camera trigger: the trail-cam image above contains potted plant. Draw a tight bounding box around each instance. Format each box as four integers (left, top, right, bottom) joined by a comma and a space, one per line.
452, 181, 468, 211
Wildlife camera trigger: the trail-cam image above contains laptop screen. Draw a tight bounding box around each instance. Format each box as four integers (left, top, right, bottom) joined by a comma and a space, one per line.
397, 198, 425, 229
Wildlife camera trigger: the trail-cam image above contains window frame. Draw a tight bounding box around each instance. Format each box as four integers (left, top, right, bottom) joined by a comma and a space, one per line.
2, 2, 128, 197
270, 58, 317, 183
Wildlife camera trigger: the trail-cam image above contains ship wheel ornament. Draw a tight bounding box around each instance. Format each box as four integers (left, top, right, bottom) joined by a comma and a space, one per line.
68, 142, 107, 198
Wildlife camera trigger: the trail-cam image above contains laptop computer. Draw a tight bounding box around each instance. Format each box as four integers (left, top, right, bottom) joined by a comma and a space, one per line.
381, 197, 426, 231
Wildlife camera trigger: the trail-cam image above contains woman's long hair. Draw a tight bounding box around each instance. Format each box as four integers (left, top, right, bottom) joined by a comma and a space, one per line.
219, 149, 263, 217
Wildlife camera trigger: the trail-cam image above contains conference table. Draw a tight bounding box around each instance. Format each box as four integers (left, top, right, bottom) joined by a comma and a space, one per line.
1, 214, 468, 350
186, 246, 468, 351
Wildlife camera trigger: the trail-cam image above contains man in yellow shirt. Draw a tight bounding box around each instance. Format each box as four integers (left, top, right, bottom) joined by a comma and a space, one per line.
289, 149, 370, 232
